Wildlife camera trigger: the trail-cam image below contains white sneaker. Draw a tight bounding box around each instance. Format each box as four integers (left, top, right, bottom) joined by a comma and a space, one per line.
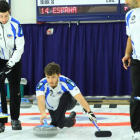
132, 132, 140, 140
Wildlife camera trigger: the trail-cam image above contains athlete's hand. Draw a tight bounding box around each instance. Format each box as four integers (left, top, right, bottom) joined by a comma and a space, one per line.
0, 64, 12, 80
88, 111, 97, 124
82, 108, 97, 124
40, 113, 49, 124
122, 55, 131, 70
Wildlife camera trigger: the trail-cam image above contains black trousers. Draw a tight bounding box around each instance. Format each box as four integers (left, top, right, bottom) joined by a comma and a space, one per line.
0, 59, 21, 123
130, 59, 140, 132
48, 92, 77, 128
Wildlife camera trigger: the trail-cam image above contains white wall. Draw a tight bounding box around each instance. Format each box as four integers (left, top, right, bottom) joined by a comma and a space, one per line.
11, 0, 36, 24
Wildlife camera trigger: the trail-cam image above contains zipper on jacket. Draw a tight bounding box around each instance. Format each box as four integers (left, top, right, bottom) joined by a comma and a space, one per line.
1, 24, 7, 49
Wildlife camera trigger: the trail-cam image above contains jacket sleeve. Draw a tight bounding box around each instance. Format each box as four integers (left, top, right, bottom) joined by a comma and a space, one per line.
125, 9, 134, 37
7, 24, 25, 67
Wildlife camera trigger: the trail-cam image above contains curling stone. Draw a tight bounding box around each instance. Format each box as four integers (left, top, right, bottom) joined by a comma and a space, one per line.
20, 98, 32, 108
33, 99, 37, 105
33, 119, 58, 137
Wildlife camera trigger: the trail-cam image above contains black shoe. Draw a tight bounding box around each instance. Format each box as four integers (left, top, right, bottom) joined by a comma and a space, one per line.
69, 111, 76, 125
11, 120, 22, 130
0, 123, 5, 133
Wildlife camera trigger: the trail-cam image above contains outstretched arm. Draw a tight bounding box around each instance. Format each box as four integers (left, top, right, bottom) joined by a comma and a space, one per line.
74, 93, 91, 112
74, 93, 97, 122
37, 95, 49, 124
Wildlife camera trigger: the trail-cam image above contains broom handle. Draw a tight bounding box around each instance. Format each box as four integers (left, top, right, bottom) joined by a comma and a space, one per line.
83, 108, 101, 131
92, 120, 101, 131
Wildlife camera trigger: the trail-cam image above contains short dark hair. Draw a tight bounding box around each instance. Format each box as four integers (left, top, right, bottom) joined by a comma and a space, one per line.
0, 1, 10, 13
44, 62, 60, 76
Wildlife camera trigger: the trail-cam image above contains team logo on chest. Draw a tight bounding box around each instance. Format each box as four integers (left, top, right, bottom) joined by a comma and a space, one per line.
7, 34, 13, 38
57, 91, 62, 95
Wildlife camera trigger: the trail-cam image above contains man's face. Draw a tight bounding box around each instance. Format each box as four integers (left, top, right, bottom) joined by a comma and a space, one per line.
0, 11, 9, 24
125, 0, 138, 8
46, 74, 60, 88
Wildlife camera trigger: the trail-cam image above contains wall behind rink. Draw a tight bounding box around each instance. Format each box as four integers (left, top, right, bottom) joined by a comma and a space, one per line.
11, 0, 36, 24
9, 1, 131, 96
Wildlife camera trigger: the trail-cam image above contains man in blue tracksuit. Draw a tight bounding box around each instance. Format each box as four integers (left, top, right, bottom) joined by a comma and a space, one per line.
0, 1, 25, 132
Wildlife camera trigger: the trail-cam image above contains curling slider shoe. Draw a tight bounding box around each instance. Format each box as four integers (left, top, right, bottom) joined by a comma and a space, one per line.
11, 120, 22, 130
33, 118, 58, 137
92, 120, 112, 137
0, 123, 5, 133
20, 98, 32, 108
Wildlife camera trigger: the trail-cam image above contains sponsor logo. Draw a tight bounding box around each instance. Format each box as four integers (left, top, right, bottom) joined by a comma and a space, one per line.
75, 88, 78, 91
20, 26, 23, 35
130, 15, 136, 24
106, 0, 116, 2
130, 21, 136, 24
66, 79, 76, 87
131, 15, 136, 20
37, 82, 44, 89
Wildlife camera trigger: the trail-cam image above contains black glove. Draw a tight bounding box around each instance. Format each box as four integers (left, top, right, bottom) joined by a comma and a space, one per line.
82, 108, 97, 123
88, 111, 97, 122
0, 64, 12, 80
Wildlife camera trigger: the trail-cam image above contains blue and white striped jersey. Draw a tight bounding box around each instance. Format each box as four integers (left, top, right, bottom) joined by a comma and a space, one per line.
126, 8, 140, 60
0, 16, 24, 66
36, 75, 81, 111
